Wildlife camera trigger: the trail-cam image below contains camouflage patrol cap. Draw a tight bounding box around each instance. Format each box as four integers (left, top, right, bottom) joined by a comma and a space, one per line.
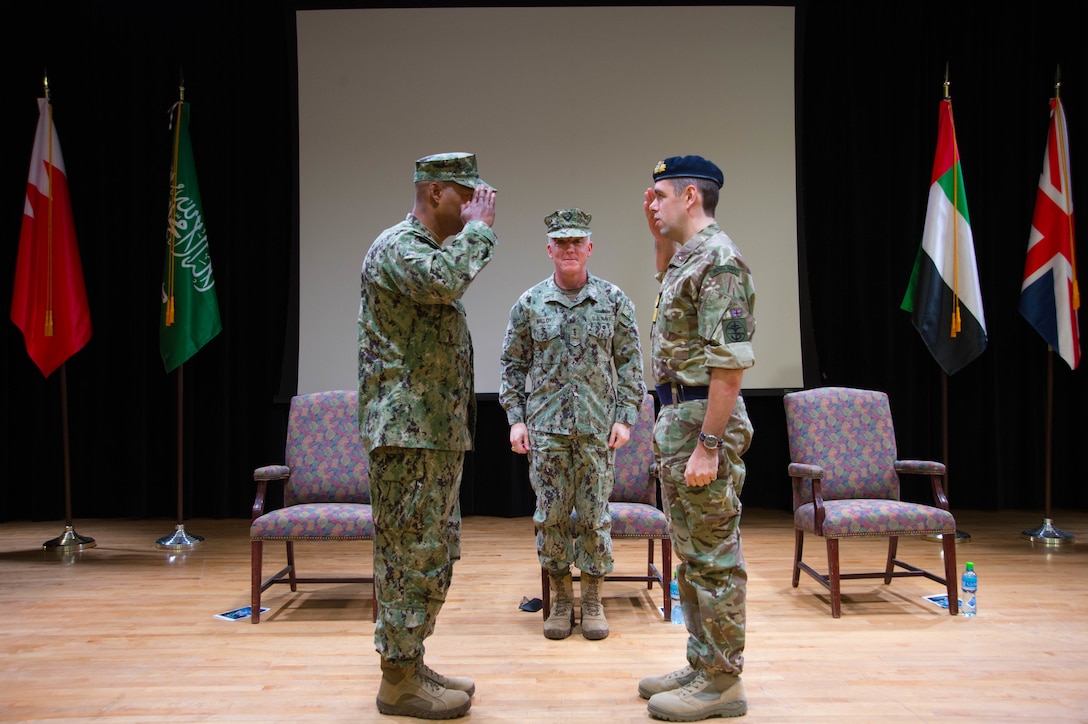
544, 208, 592, 238
652, 155, 724, 188
413, 152, 492, 190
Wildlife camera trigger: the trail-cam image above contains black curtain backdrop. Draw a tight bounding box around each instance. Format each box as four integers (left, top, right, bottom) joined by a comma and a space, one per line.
1, 1, 1085, 525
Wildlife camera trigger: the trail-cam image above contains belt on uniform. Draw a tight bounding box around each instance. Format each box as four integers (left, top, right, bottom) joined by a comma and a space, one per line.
655, 383, 710, 406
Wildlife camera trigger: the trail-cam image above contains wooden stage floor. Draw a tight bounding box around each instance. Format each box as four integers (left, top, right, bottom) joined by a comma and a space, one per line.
1, 508, 1087, 722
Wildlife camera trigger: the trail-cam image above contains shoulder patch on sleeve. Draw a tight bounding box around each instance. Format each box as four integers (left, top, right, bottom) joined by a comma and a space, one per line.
709, 264, 742, 278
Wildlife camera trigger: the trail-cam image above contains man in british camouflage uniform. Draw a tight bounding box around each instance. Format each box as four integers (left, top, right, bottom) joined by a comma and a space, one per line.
638, 156, 756, 721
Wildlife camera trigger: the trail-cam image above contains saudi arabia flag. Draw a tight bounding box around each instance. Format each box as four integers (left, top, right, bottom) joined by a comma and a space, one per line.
160, 100, 222, 373
901, 98, 987, 376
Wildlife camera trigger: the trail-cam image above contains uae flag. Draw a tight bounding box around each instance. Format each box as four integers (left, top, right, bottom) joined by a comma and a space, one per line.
901, 98, 987, 376
1020, 96, 1079, 370
10, 97, 93, 378
160, 99, 221, 373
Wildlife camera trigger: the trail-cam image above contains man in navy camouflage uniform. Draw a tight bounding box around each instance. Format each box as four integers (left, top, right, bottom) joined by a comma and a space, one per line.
500, 208, 645, 641
637, 156, 756, 721
358, 152, 496, 720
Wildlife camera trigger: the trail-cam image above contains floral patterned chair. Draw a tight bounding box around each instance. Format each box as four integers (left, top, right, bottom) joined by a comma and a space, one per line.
249, 390, 376, 624
783, 386, 958, 617
540, 393, 673, 621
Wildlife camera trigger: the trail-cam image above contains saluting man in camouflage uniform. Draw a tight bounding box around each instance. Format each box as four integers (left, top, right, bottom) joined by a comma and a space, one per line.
358, 152, 497, 720
500, 208, 645, 641
637, 156, 756, 721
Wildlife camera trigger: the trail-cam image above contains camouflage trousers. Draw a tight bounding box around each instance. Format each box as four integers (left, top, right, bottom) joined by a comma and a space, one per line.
528, 430, 615, 577
369, 447, 463, 664
654, 397, 752, 676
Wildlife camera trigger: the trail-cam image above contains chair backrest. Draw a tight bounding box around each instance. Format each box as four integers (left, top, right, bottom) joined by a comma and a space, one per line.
783, 387, 900, 510
284, 390, 370, 506
611, 393, 656, 505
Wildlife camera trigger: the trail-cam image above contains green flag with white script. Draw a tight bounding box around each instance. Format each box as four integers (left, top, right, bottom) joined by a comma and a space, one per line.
160, 100, 221, 373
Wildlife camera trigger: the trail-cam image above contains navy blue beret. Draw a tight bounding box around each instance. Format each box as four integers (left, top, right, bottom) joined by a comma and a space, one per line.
652, 155, 723, 188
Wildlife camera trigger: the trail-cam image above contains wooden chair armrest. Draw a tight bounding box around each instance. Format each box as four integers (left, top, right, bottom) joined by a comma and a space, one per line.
894, 459, 946, 476
788, 462, 823, 479
251, 465, 290, 521
894, 460, 950, 510
788, 462, 826, 533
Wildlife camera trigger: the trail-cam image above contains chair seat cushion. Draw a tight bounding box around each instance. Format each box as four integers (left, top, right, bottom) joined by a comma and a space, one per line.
251, 502, 374, 540
795, 499, 956, 538
608, 501, 669, 538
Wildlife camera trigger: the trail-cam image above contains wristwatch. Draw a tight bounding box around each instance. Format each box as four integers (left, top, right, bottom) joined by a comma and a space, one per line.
698, 432, 722, 450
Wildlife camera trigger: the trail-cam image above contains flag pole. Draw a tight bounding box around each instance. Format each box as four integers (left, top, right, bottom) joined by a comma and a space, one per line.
1021, 70, 1075, 547
922, 66, 970, 545
33, 74, 93, 552
1019, 345, 1074, 547
42, 363, 96, 551
1019, 348, 1074, 545
156, 79, 203, 550
156, 363, 204, 550
925, 370, 970, 543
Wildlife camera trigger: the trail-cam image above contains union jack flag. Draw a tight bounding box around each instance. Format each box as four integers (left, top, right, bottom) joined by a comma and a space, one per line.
1020, 96, 1080, 370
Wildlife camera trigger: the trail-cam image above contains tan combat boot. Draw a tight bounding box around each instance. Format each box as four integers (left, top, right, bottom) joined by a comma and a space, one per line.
544, 571, 575, 639
580, 573, 609, 640
646, 670, 747, 721
417, 660, 475, 697
376, 658, 471, 719
638, 664, 698, 699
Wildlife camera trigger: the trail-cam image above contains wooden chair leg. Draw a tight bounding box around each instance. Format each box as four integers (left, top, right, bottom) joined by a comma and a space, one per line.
661, 539, 672, 622
827, 538, 841, 618
792, 529, 804, 587
942, 532, 959, 615
884, 536, 899, 584
646, 540, 654, 590
251, 540, 263, 624
371, 580, 379, 622
286, 541, 297, 591
540, 568, 550, 622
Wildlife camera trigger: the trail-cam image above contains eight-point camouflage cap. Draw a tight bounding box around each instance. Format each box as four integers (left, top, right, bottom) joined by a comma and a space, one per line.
544, 208, 592, 238
414, 152, 492, 190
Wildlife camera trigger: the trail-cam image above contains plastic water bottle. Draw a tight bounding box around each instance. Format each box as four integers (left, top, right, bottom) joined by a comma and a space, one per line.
670, 602, 685, 625
669, 569, 679, 600
961, 561, 977, 617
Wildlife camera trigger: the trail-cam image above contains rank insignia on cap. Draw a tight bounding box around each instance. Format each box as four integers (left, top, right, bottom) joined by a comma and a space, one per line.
654, 160, 667, 174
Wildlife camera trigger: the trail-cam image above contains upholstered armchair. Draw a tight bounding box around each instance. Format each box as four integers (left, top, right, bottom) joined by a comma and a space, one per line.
783, 386, 959, 617
249, 390, 376, 623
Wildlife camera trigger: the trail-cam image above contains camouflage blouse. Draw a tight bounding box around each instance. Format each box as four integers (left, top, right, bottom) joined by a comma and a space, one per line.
499, 273, 645, 435
357, 214, 496, 453
652, 222, 756, 387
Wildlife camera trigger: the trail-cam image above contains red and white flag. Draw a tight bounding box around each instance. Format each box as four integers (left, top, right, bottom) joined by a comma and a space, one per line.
1020, 97, 1080, 370
10, 97, 93, 378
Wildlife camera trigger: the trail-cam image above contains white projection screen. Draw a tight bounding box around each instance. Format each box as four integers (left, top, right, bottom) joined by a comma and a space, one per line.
296, 6, 800, 395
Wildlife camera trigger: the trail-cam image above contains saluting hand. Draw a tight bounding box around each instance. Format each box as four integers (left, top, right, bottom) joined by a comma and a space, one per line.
462, 184, 497, 228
